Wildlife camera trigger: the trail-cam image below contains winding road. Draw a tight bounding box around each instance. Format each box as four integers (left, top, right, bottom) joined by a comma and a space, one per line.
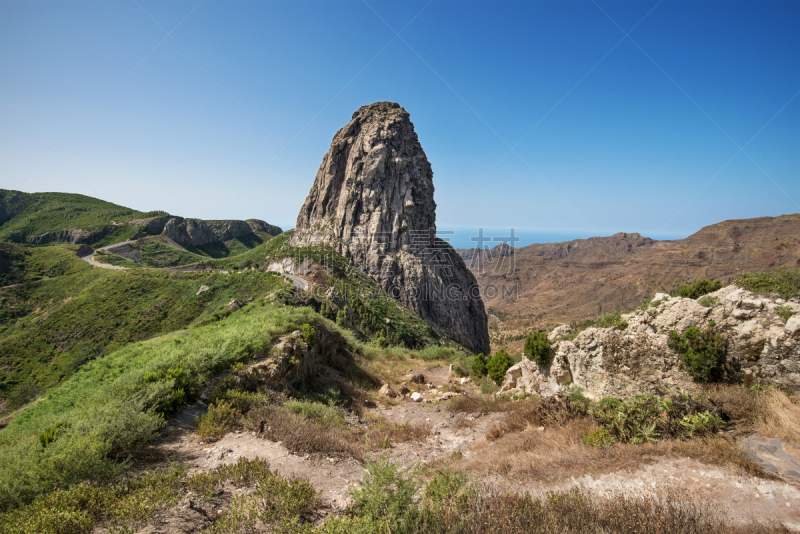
79, 241, 310, 290
79, 241, 136, 271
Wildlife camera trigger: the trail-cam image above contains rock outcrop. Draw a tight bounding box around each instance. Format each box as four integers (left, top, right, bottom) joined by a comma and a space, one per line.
291, 102, 489, 354
129, 217, 283, 247
500, 285, 800, 399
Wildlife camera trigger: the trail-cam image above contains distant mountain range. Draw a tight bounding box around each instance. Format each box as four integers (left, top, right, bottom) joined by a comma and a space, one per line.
458, 214, 800, 348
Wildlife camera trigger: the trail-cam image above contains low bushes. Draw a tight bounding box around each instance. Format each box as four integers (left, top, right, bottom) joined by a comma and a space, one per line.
737, 267, 800, 300
317, 456, 782, 534
595, 312, 628, 330
668, 326, 727, 383
678, 279, 722, 299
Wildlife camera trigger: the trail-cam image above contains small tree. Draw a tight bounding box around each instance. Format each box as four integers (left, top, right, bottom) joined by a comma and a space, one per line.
336, 309, 348, 327
524, 332, 552, 365
487, 350, 512, 385
470, 353, 488, 378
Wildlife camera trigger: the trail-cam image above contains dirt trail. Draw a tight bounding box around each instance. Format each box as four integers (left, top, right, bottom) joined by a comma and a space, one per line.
137, 368, 800, 532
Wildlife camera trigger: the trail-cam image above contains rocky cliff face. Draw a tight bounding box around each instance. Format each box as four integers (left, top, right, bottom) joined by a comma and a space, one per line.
128, 217, 283, 247
292, 102, 490, 354
500, 285, 800, 399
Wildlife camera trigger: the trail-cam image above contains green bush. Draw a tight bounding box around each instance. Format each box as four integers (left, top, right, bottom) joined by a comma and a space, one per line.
524, 332, 552, 365
588, 393, 724, 444
737, 267, 800, 299
668, 326, 727, 383
301, 323, 316, 348
470, 353, 488, 378
487, 350, 512, 385
336, 309, 348, 327
347, 455, 420, 525
284, 400, 346, 429
196, 400, 240, 439
678, 279, 722, 299
595, 312, 628, 330
698, 295, 719, 308
775, 305, 793, 323
581, 428, 613, 448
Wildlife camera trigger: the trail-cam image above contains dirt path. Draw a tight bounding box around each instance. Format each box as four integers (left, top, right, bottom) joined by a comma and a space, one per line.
136, 371, 800, 532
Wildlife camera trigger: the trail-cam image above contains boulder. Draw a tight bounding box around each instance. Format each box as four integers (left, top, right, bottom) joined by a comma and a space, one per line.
548, 325, 573, 342
196, 285, 210, 296
410, 373, 425, 384
410, 392, 423, 402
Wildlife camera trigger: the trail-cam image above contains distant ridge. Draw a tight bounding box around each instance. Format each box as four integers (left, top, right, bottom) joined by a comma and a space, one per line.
458, 214, 800, 345
0, 189, 281, 249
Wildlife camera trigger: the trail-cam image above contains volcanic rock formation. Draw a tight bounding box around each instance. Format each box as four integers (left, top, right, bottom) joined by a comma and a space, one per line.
292, 102, 490, 353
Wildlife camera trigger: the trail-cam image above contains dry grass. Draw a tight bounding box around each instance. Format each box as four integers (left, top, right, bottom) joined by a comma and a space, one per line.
446, 394, 522, 414
756, 387, 800, 445
707, 384, 800, 445
243, 405, 431, 461
461, 418, 769, 484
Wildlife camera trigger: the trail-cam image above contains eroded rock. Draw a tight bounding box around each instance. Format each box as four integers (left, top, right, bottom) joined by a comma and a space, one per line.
500, 285, 800, 399
291, 102, 489, 354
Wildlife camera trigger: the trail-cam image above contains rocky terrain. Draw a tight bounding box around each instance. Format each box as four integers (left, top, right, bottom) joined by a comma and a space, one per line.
292, 102, 489, 354
500, 284, 800, 399
129, 216, 282, 247
460, 215, 800, 348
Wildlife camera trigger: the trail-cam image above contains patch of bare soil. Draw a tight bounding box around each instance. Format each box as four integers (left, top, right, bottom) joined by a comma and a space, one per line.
135, 376, 800, 532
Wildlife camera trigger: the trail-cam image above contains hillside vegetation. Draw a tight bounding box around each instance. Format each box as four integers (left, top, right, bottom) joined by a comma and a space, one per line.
0, 189, 167, 245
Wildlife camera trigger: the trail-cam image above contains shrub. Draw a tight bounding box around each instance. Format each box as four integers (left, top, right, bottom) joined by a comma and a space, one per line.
348, 455, 419, 524
775, 305, 793, 323
588, 393, 724, 444
595, 312, 628, 330
487, 350, 512, 385
336, 309, 348, 327
698, 295, 719, 308
284, 400, 346, 429
524, 332, 552, 365
196, 400, 240, 439
301, 323, 316, 347
38, 421, 71, 449
668, 326, 727, 383
581, 428, 613, 448
470, 353, 488, 378
678, 279, 722, 299
737, 267, 800, 299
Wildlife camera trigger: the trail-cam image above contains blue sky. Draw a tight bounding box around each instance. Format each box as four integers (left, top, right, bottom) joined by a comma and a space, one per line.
1, 0, 798, 245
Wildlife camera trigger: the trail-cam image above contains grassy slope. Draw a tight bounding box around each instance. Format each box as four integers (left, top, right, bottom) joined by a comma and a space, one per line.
206, 231, 441, 349
0, 246, 285, 409
0, 302, 320, 510
0, 189, 166, 244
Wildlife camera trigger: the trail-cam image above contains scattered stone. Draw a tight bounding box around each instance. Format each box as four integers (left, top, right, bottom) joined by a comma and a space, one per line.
206, 437, 218, 443
379, 384, 397, 398
410, 374, 425, 384
441, 392, 457, 400
196, 285, 210, 296
460, 377, 472, 385
398, 384, 410, 395
226, 299, 245, 311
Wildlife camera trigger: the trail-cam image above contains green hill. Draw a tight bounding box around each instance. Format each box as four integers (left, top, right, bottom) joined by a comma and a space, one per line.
0, 189, 167, 246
